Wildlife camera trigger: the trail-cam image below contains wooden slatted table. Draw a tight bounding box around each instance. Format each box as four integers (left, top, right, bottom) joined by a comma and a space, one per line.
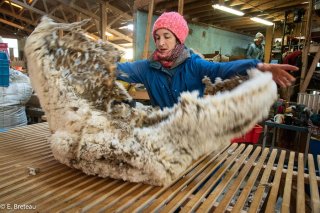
0, 123, 319, 212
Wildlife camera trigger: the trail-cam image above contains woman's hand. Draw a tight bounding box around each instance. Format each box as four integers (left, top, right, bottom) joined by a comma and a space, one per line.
257, 63, 299, 87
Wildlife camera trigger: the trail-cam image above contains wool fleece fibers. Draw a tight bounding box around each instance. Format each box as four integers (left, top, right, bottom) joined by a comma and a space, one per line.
24, 17, 277, 186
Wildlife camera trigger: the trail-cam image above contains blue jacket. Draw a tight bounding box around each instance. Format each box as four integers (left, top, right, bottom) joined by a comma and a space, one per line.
117, 50, 260, 109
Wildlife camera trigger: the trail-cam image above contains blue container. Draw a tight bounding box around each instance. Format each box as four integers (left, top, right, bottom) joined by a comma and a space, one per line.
0, 51, 8, 59
0, 51, 9, 87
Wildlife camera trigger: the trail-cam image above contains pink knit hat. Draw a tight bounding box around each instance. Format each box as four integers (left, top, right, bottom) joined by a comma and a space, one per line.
152, 12, 189, 44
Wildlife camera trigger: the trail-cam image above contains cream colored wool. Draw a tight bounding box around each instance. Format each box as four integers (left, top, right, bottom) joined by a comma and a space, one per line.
24, 17, 277, 186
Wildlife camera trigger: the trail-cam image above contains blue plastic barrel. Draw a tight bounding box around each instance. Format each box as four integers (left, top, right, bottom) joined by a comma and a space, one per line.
0, 51, 9, 87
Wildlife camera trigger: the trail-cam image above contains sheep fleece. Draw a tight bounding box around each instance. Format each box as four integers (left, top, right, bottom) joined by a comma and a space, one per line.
24, 17, 277, 186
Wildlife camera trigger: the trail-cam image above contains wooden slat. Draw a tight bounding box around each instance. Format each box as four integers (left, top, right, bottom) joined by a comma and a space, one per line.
123, 144, 235, 213
308, 154, 320, 213
159, 144, 246, 212
1, 123, 319, 212
0, 160, 61, 191
297, 153, 305, 213
1, 167, 81, 203
85, 183, 143, 212
248, 149, 278, 213
44, 179, 124, 212
121, 185, 163, 213
0, 122, 49, 138
44, 181, 134, 212
0, 150, 52, 168
18, 174, 94, 207
0, 157, 56, 177
252, 161, 320, 185
142, 0, 154, 59
57, 181, 125, 213
196, 146, 261, 213
228, 148, 270, 213
281, 151, 295, 213
121, 145, 231, 213
105, 185, 154, 212
265, 150, 286, 212
142, 144, 240, 212
180, 145, 255, 213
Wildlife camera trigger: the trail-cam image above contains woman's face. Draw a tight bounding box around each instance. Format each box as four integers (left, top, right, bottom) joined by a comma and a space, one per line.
154, 29, 178, 54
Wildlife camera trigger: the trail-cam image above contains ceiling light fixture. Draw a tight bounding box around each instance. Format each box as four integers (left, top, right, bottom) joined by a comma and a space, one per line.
212, 4, 244, 16
4, 0, 23, 9
105, 31, 113, 37
119, 24, 134, 31
84, 33, 96, 40
250, 17, 274, 26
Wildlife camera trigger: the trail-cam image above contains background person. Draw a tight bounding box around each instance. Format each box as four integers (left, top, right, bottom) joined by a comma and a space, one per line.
0, 68, 33, 131
246, 32, 265, 61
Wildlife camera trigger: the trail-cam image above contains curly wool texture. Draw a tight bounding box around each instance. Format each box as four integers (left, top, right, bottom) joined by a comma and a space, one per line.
24, 17, 277, 186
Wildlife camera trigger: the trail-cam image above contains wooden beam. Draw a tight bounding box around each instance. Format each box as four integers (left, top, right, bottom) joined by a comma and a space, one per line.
100, 1, 107, 41
142, 0, 155, 59
134, 0, 152, 9
184, 5, 213, 15
7, 0, 126, 51
54, 0, 132, 43
300, 0, 314, 92
105, 2, 132, 20
229, 0, 246, 7
178, 0, 184, 15
105, 28, 133, 43
0, 8, 35, 26
9, 0, 65, 23
58, 29, 64, 38
155, 0, 197, 11
300, 50, 320, 92
265, 25, 274, 63
107, 15, 123, 27
0, 18, 33, 33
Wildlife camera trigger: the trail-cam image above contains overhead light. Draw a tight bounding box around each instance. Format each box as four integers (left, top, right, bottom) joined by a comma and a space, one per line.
119, 24, 134, 31
212, 4, 244, 16
120, 43, 133, 48
84, 33, 96, 40
4, 0, 23, 9
123, 48, 133, 60
105, 31, 113, 37
250, 17, 274, 26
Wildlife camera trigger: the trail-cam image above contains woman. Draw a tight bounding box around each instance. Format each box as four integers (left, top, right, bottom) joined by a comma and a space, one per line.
117, 12, 298, 109
0, 68, 33, 131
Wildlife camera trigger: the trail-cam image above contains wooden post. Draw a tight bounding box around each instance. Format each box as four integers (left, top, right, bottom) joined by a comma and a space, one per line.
58, 29, 63, 38
100, 1, 107, 41
300, 0, 314, 91
264, 25, 273, 63
142, 0, 154, 59
300, 49, 320, 92
178, 0, 184, 15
